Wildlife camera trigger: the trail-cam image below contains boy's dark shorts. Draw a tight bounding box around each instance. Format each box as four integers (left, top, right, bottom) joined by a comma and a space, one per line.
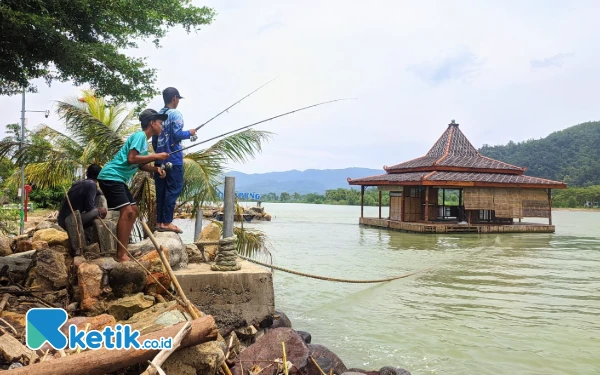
98, 180, 136, 210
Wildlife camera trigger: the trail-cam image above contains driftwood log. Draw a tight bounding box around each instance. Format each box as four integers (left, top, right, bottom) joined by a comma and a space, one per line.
9, 316, 218, 375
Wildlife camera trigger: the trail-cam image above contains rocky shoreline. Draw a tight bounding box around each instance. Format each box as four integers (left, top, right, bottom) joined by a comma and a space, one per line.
0, 211, 410, 374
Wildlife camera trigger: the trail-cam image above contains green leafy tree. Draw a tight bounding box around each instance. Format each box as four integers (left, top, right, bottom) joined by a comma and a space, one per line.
0, 1, 215, 103
280, 192, 290, 202
479, 121, 600, 187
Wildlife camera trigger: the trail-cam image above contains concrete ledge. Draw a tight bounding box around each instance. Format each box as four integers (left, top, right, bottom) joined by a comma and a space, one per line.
174, 260, 274, 329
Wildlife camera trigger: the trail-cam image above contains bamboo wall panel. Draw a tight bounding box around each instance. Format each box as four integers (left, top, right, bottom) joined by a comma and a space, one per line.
494, 189, 522, 218
390, 196, 402, 221
464, 188, 549, 219
464, 188, 494, 210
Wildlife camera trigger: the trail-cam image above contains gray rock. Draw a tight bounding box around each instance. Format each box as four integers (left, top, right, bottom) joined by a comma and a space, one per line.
271, 309, 292, 328
296, 330, 312, 344
108, 262, 146, 298
90, 257, 118, 272
65, 211, 86, 255
306, 344, 347, 375
92, 218, 116, 254
35, 221, 60, 231
127, 231, 188, 269
379, 366, 411, 375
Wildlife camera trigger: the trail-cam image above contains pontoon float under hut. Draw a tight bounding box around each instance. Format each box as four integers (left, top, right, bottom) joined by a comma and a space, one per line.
347, 120, 567, 233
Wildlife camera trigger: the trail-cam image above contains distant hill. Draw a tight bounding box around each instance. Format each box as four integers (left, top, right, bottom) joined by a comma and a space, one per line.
478, 121, 600, 187
225, 167, 383, 194
225, 121, 600, 194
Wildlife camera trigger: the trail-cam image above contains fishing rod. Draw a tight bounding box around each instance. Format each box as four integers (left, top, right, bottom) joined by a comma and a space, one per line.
133, 98, 354, 170
170, 77, 277, 147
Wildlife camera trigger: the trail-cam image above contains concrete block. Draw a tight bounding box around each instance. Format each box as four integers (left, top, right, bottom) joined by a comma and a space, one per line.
174, 261, 274, 329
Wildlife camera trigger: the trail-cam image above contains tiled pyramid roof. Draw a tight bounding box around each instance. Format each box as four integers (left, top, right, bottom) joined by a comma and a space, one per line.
385, 122, 524, 172
348, 121, 566, 189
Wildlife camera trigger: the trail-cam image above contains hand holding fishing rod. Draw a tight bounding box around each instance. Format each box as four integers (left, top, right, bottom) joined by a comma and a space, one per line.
131, 97, 354, 170
171, 77, 278, 147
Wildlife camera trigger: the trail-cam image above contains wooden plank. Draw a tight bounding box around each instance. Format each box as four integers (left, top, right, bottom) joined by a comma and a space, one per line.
378, 190, 382, 219
9, 317, 218, 375
360, 186, 364, 218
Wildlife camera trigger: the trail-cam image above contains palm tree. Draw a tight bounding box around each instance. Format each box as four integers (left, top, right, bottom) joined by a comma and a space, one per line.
0, 90, 273, 257
0, 90, 137, 188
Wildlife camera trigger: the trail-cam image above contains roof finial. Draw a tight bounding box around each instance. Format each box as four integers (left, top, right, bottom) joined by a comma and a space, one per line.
449, 119, 459, 127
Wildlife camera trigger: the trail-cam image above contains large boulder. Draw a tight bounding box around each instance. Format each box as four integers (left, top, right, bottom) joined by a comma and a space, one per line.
379, 366, 412, 375
126, 301, 190, 334
0, 237, 12, 256
33, 228, 70, 249
15, 239, 33, 253
107, 293, 155, 321
108, 262, 147, 298
199, 222, 220, 261
306, 344, 347, 375
232, 328, 309, 375
163, 341, 225, 375
127, 231, 188, 269
28, 248, 68, 289
78, 263, 103, 307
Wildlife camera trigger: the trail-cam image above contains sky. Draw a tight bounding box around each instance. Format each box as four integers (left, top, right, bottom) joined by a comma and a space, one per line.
1, 0, 599, 174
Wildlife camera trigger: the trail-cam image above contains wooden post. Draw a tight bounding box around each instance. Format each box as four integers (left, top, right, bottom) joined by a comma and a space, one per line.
223, 176, 235, 238
378, 190, 382, 219
401, 187, 405, 222
424, 186, 429, 222
360, 185, 365, 218
194, 209, 203, 242
548, 188, 552, 225
442, 189, 446, 219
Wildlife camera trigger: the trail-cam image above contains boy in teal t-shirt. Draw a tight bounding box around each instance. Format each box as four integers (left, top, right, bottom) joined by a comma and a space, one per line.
98, 109, 169, 262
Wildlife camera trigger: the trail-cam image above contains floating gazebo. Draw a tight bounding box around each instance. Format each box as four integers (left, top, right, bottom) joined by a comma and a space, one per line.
347, 121, 566, 233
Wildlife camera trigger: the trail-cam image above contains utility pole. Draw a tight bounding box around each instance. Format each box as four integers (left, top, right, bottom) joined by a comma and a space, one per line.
19, 87, 25, 235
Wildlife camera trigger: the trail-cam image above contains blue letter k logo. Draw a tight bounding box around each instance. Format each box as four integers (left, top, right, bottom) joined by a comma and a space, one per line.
26, 308, 68, 350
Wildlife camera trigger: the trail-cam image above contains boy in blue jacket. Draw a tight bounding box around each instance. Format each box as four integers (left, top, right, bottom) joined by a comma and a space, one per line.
152, 87, 197, 233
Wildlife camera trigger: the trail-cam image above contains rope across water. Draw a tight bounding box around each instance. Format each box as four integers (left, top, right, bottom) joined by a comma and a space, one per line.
196, 240, 429, 283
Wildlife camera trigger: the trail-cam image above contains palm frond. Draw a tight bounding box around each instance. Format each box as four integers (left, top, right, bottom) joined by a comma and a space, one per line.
55, 99, 135, 163
209, 220, 272, 260
205, 130, 273, 164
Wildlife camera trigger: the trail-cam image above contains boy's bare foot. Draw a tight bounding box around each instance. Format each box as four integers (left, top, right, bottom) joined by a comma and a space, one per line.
114, 254, 131, 262
115, 251, 131, 262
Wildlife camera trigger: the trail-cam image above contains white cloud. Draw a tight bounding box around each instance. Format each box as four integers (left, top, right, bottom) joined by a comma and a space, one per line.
531, 53, 574, 68
2, 0, 600, 173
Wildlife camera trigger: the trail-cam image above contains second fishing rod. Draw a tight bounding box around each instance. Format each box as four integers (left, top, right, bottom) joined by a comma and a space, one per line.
131, 98, 353, 170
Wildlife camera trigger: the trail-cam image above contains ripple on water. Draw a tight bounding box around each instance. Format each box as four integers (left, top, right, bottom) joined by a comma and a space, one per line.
176, 205, 600, 375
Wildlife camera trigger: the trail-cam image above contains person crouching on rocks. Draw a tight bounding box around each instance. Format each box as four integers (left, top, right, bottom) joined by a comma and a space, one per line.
57, 164, 107, 252
97, 109, 169, 262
